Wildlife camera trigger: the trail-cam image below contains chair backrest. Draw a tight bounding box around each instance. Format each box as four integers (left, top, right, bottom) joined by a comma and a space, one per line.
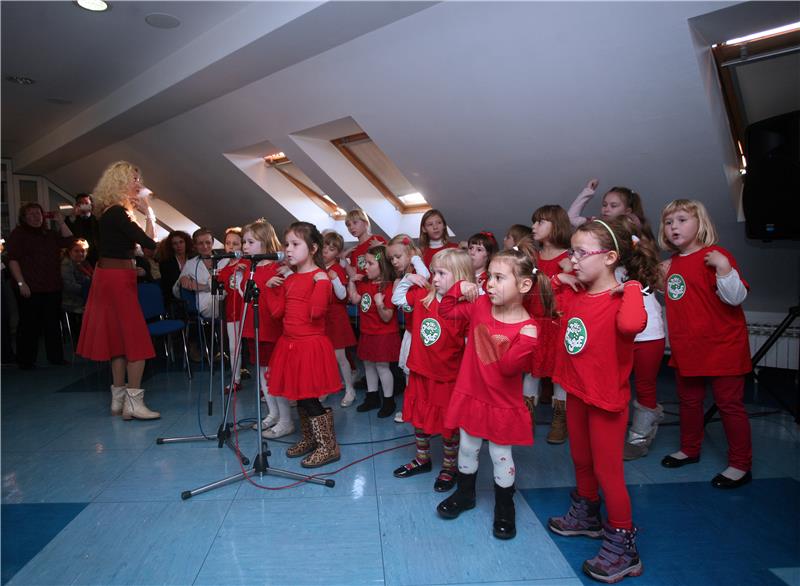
138, 283, 166, 320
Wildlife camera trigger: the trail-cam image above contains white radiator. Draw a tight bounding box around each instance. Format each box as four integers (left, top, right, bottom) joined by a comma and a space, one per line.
748, 322, 800, 370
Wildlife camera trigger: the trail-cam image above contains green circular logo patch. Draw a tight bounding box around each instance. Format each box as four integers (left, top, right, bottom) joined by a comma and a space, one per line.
420, 318, 442, 347
360, 293, 372, 313
564, 317, 588, 355
667, 274, 686, 301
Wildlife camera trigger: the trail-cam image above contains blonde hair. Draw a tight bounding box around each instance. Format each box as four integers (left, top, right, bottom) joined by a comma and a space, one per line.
659, 199, 718, 252
423, 248, 474, 308
92, 161, 139, 215
387, 233, 422, 265
345, 209, 370, 230
242, 218, 282, 254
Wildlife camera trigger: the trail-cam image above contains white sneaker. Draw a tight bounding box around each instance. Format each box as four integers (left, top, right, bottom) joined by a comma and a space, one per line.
394, 410, 404, 423
340, 389, 356, 408
251, 414, 278, 430
261, 420, 295, 439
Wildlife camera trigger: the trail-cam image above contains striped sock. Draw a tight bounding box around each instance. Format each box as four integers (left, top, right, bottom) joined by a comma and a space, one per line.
442, 431, 460, 472
415, 428, 431, 464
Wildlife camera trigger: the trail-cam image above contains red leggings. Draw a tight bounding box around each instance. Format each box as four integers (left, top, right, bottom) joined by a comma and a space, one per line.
632, 339, 665, 409
677, 374, 752, 470
567, 394, 632, 530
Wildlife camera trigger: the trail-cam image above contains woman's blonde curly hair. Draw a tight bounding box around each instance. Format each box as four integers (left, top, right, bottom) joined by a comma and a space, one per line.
92, 161, 139, 215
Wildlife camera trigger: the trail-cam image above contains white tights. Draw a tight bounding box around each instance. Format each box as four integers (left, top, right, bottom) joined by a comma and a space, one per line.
364, 361, 394, 398
226, 321, 243, 383
457, 429, 516, 488
259, 365, 290, 424
335, 349, 354, 393
523, 374, 566, 401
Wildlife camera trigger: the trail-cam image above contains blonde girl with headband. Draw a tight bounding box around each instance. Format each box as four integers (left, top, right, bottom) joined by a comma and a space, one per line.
320, 230, 358, 407
658, 200, 752, 489
526, 204, 574, 444
548, 218, 650, 583
238, 219, 291, 438
347, 244, 400, 417
419, 209, 459, 267
216, 227, 246, 392
390, 248, 470, 492
437, 247, 554, 541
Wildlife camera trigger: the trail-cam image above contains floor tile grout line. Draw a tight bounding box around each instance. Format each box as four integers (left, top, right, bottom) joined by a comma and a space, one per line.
191, 495, 238, 586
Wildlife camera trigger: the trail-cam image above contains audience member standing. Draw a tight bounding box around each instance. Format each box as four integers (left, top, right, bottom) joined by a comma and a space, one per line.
65, 193, 100, 266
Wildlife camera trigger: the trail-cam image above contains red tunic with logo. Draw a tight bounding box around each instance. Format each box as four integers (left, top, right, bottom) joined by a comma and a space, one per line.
347, 235, 387, 276
218, 260, 245, 323
422, 242, 459, 268
664, 246, 751, 377
240, 262, 284, 343
441, 284, 538, 445
553, 282, 646, 412
356, 279, 400, 362
266, 269, 341, 399
525, 250, 570, 378
403, 287, 469, 434
325, 262, 357, 349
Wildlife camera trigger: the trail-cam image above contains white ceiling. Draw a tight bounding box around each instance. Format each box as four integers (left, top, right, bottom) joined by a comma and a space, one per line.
2, 1, 799, 312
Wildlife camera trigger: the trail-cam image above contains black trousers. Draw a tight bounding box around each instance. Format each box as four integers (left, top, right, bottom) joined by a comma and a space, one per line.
16, 291, 63, 366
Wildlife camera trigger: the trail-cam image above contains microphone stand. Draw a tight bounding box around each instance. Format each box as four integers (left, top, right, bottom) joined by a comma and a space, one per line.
181, 262, 334, 499
155, 257, 249, 465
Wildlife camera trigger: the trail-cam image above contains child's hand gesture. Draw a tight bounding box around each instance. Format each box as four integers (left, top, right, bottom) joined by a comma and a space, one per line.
704, 250, 732, 276
313, 271, 329, 282
369, 237, 383, 248
351, 273, 365, 282
520, 324, 538, 338
327, 269, 339, 281
266, 275, 285, 288
585, 178, 599, 193
557, 273, 584, 292
406, 273, 428, 288
460, 281, 479, 302
235, 262, 248, 272
374, 292, 385, 308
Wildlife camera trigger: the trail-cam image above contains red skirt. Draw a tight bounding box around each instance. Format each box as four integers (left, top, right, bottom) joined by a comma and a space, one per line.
325, 303, 356, 349
403, 371, 457, 436
77, 267, 155, 362
247, 339, 275, 366
529, 316, 560, 378
444, 390, 533, 446
357, 332, 401, 363
268, 335, 341, 400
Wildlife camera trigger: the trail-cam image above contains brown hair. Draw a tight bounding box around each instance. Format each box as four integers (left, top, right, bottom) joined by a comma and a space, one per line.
498, 236, 557, 317
322, 230, 345, 252
224, 226, 242, 239
157, 230, 193, 261
17, 202, 45, 231
576, 218, 660, 291
604, 187, 656, 241
531, 205, 572, 249
286, 221, 325, 270
242, 218, 282, 255
192, 227, 214, 243
367, 244, 395, 286
658, 199, 718, 252
505, 224, 532, 247
422, 247, 474, 308
467, 231, 499, 260
419, 209, 452, 249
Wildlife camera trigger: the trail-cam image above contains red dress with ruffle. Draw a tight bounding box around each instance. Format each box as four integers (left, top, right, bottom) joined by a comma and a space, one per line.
441, 284, 538, 445
267, 269, 341, 399
324, 262, 357, 349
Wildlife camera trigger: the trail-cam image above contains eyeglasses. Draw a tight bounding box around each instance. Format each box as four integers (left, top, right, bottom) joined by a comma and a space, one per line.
568, 248, 610, 261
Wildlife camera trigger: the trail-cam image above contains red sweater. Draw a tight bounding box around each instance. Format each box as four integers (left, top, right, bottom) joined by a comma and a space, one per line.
218, 261, 245, 322
347, 236, 387, 276
664, 246, 750, 376
422, 242, 459, 268
553, 282, 646, 412
266, 269, 331, 337
240, 262, 284, 342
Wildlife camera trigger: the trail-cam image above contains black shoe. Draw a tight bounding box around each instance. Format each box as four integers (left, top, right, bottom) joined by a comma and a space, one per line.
437, 472, 477, 519
493, 483, 516, 540
661, 454, 700, 468
356, 392, 381, 412
393, 459, 432, 478
711, 470, 752, 489
239, 368, 251, 380
434, 470, 456, 492
377, 396, 396, 418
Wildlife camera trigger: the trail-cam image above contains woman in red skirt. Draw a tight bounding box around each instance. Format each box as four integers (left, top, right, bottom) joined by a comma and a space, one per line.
266, 222, 342, 468
77, 161, 160, 420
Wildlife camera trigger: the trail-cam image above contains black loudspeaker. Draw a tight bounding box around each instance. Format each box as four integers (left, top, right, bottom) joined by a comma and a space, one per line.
742, 110, 800, 240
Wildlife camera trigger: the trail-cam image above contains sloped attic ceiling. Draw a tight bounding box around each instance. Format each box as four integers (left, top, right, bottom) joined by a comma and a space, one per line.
3, 1, 799, 311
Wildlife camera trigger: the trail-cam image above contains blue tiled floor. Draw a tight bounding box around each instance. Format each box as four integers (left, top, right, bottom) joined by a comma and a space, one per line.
2, 359, 799, 585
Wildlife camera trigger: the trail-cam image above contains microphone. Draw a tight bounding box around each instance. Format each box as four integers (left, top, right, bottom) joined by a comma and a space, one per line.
250, 252, 286, 262
208, 250, 244, 259
201, 251, 286, 262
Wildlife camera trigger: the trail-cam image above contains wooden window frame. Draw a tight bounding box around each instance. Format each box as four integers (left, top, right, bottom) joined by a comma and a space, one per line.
331, 132, 431, 214
265, 158, 346, 220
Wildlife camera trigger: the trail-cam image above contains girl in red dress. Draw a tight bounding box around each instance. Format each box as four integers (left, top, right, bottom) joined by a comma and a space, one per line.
321, 230, 358, 407
467, 231, 498, 291
525, 204, 573, 444
347, 245, 400, 418
238, 220, 290, 438
217, 227, 245, 393
267, 222, 342, 468
436, 248, 554, 541
658, 199, 752, 489
342, 209, 386, 278
548, 218, 651, 583
419, 209, 459, 268
391, 248, 472, 492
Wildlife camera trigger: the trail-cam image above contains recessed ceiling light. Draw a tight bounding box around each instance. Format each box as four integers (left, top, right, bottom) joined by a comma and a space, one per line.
74, 0, 109, 12
145, 13, 181, 29
5, 76, 36, 85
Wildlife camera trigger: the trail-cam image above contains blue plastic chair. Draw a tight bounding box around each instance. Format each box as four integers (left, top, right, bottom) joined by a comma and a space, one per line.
178, 287, 216, 369
138, 283, 192, 379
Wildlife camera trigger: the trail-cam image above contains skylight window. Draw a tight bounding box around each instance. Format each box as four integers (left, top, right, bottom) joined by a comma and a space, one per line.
331, 133, 431, 214
264, 154, 345, 220
722, 21, 800, 46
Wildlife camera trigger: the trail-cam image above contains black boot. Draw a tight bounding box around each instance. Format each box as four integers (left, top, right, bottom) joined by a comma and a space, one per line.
377, 395, 396, 418
493, 483, 516, 540
356, 391, 381, 412
437, 472, 476, 519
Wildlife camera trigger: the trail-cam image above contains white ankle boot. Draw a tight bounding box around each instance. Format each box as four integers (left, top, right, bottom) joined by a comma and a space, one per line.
110, 385, 127, 416
340, 389, 356, 408
122, 388, 161, 420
